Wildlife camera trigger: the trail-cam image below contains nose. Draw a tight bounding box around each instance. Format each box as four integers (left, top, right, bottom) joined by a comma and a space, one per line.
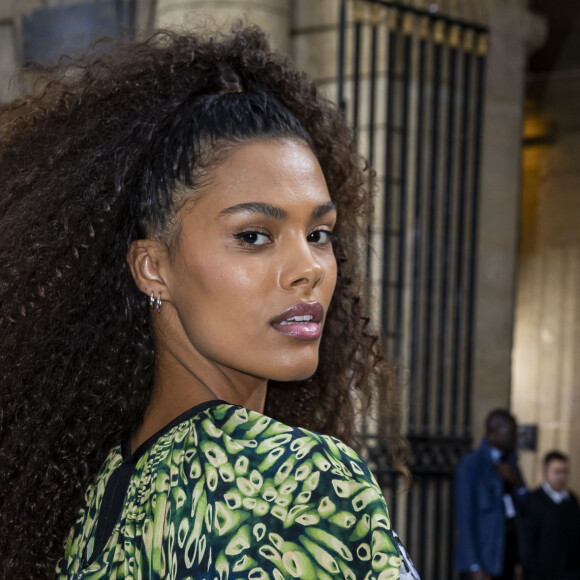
279, 238, 324, 291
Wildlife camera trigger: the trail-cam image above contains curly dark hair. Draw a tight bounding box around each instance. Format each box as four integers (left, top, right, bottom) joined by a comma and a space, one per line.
0, 27, 408, 577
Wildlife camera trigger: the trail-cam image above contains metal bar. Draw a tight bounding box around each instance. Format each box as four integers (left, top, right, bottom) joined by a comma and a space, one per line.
352, 18, 363, 129
394, 14, 412, 363
381, 18, 397, 346
405, 18, 430, 544
365, 14, 379, 273
363, 14, 379, 440
406, 484, 416, 565
464, 41, 487, 433
450, 35, 473, 435
434, 478, 443, 578
368, 22, 379, 171
337, 0, 347, 113
421, 24, 444, 436
408, 23, 428, 434
418, 478, 428, 573
447, 477, 457, 579
390, 470, 398, 528
436, 36, 459, 436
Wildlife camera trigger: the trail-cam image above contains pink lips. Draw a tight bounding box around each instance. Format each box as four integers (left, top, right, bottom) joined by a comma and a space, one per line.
271, 302, 324, 340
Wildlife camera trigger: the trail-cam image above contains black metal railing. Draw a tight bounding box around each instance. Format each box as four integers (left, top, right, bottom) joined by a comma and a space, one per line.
338, 1, 488, 577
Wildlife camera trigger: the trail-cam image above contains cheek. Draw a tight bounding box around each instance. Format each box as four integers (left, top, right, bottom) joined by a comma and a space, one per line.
181, 254, 270, 317
200, 260, 252, 289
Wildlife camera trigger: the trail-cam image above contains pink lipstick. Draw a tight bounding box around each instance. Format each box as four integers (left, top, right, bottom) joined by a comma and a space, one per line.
271, 302, 324, 340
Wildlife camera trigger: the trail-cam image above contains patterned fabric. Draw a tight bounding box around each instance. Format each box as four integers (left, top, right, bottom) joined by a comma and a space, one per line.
392, 532, 421, 580
57, 402, 413, 579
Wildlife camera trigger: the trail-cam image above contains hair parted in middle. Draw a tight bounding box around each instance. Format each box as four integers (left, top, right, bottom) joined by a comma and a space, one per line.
0, 26, 408, 576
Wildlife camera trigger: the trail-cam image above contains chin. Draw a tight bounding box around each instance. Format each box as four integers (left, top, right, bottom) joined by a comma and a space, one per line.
271, 360, 319, 382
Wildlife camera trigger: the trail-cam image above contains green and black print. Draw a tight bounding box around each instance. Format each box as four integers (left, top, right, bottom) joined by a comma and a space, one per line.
57, 402, 409, 579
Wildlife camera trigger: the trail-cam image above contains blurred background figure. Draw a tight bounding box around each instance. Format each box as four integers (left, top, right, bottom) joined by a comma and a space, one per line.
455, 410, 527, 580
524, 451, 580, 580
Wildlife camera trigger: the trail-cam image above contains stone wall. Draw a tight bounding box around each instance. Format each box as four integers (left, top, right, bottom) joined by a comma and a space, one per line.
512, 2, 580, 490
155, 0, 291, 53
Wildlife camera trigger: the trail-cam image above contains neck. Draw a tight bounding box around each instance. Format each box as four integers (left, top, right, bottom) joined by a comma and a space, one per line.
543, 481, 567, 495
131, 341, 267, 453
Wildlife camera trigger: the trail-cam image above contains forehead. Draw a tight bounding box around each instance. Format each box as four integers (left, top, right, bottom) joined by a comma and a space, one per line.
201, 138, 331, 209
547, 459, 568, 470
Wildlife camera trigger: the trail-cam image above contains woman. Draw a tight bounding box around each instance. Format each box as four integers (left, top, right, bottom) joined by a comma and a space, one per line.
0, 27, 417, 579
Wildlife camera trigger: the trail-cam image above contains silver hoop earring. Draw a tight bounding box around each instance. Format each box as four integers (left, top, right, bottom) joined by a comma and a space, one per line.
155, 293, 162, 312
149, 292, 155, 309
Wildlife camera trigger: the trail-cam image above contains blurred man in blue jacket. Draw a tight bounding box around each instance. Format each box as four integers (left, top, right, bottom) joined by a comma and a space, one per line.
455, 409, 527, 580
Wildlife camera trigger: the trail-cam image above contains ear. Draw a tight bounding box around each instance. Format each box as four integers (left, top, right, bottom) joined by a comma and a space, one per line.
126, 239, 172, 301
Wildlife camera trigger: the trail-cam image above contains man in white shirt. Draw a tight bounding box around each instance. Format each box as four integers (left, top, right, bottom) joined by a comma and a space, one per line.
525, 451, 580, 580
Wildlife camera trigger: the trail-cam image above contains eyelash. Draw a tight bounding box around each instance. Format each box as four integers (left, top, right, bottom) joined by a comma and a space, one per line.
233, 229, 337, 248
307, 230, 337, 245
233, 231, 270, 247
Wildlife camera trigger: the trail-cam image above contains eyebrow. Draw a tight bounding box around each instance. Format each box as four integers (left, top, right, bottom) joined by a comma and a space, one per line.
311, 201, 337, 219
218, 201, 337, 220
219, 202, 287, 219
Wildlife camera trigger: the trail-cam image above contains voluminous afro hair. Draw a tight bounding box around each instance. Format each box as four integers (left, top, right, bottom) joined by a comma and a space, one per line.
0, 27, 408, 577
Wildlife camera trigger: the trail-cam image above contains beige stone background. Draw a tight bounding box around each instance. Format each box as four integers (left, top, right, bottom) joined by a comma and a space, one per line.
512, 0, 580, 492
0, 0, 578, 495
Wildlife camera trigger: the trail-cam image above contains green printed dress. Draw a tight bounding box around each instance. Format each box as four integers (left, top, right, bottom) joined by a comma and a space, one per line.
57, 400, 418, 579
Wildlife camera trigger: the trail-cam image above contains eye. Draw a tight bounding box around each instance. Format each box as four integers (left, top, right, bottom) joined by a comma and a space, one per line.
234, 231, 271, 246
307, 230, 335, 244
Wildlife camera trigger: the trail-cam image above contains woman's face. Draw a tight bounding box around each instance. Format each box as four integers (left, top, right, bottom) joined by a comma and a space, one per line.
159, 138, 337, 384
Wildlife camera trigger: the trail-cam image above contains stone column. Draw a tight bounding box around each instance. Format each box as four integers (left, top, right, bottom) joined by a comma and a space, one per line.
155, 0, 292, 53
470, 0, 546, 444
512, 3, 580, 490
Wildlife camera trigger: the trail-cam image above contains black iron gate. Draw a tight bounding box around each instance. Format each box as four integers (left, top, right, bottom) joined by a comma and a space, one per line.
337, 1, 489, 577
